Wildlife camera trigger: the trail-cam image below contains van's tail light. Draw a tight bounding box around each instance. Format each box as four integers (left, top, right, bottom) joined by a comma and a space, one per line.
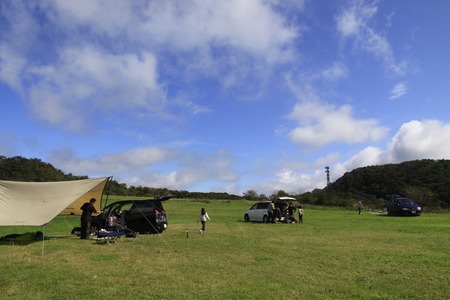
155, 209, 159, 216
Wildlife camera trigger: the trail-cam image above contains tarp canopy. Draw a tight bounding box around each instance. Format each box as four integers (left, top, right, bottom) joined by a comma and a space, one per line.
0, 177, 110, 226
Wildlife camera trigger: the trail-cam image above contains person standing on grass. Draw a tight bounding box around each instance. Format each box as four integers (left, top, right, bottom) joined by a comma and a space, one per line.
357, 200, 363, 215
80, 198, 98, 240
298, 205, 304, 223
197, 208, 210, 234
268, 201, 275, 223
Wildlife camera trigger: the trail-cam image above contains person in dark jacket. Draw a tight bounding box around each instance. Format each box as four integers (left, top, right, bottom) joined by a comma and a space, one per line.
287, 203, 298, 223
80, 198, 98, 240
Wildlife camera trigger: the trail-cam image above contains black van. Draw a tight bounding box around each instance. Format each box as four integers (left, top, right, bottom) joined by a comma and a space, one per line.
92, 194, 174, 234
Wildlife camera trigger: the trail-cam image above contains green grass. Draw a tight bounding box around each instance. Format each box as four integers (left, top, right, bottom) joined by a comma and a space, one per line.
1, 199, 449, 299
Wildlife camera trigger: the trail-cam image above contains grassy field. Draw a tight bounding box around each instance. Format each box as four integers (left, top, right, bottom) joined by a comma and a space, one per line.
1, 199, 449, 299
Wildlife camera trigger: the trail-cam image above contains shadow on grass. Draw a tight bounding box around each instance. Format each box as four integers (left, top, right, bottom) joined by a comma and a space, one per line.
0, 231, 45, 246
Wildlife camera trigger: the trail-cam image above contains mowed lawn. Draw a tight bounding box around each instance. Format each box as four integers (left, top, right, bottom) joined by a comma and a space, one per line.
0, 199, 449, 299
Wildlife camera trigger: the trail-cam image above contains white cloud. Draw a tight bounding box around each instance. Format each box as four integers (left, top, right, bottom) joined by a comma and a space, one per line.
336, 0, 377, 37
137, 0, 297, 62
334, 120, 450, 180
262, 119, 450, 194
50, 147, 238, 191
47, 0, 133, 37
343, 146, 384, 170
0, 0, 299, 131
50, 146, 178, 176
161, 150, 238, 189
390, 82, 407, 100
321, 62, 348, 81
351, 120, 450, 179
288, 101, 389, 147
336, 0, 407, 75
386, 120, 450, 162
0, 45, 27, 91
26, 47, 165, 131
32, 0, 298, 65
45, 119, 450, 195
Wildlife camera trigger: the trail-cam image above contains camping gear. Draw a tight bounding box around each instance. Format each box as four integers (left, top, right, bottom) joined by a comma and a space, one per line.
0, 177, 111, 226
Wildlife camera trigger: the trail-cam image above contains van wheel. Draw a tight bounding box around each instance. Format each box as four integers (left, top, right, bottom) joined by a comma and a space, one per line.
244, 214, 250, 222
263, 215, 269, 223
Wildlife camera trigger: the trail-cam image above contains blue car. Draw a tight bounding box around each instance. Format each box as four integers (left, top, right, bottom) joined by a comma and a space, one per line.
385, 195, 421, 216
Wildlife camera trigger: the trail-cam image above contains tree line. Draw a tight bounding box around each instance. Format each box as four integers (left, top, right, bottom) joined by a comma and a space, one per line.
0, 156, 241, 200
1, 156, 448, 210
241, 159, 450, 211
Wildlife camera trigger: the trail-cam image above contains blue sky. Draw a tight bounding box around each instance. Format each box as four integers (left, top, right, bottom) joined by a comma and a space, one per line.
1, 0, 450, 196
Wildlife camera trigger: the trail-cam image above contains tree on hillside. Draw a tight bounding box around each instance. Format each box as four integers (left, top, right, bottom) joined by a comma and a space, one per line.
243, 189, 259, 200
269, 190, 290, 200
0, 156, 84, 182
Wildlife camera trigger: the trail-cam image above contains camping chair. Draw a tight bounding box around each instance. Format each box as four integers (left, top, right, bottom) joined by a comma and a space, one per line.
95, 230, 126, 244
111, 221, 139, 241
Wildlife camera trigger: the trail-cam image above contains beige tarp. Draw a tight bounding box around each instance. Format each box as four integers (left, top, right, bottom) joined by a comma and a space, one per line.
0, 177, 110, 226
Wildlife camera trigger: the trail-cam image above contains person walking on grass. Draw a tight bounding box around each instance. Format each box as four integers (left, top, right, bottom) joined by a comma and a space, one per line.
298, 205, 304, 223
197, 208, 211, 234
357, 200, 363, 215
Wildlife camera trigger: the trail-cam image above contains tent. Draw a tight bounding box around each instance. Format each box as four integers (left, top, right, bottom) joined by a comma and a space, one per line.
0, 177, 110, 226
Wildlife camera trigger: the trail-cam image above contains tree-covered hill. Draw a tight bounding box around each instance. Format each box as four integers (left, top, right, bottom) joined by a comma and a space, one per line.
301, 159, 450, 210
0, 156, 86, 181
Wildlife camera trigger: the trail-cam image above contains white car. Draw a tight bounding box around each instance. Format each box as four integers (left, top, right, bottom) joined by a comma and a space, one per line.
243, 201, 271, 222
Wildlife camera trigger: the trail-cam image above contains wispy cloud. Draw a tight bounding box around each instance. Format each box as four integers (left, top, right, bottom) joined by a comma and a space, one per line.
321, 62, 348, 81
390, 82, 407, 100
335, 0, 407, 75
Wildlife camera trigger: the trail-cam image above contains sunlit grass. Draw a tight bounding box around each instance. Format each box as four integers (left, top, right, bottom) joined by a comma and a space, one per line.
1, 199, 449, 299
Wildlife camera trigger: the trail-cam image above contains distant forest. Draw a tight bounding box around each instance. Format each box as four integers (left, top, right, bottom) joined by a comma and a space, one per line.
1, 156, 448, 211
0, 156, 242, 200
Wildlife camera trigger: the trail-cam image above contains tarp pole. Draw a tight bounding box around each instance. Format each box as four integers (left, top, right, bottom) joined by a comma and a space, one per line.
102, 176, 113, 209
41, 225, 45, 257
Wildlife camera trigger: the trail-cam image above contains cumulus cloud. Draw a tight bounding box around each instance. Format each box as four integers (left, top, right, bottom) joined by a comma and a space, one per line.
343, 146, 384, 170
0, 0, 299, 132
337, 120, 450, 177
266, 119, 450, 194
137, 0, 297, 62
26, 47, 165, 131
288, 101, 389, 147
50, 146, 178, 175
50, 147, 238, 191
160, 150, 238, 189
390, 82, 407, 100
387, 120, 450, 162
45, 118, 450, 195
